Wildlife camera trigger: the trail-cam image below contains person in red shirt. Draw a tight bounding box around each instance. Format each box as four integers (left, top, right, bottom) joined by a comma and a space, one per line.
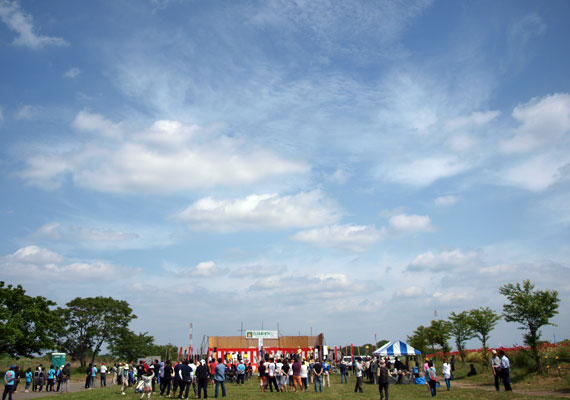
209, 358, 217, 390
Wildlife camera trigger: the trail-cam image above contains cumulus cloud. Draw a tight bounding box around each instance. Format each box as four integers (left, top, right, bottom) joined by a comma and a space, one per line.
292, 224, 383, 252
389, 214, 433, 234
177, 190, 341, 232
434, 195, 459, 207
64, 67, 80, 78
19, 113, 310, 194
501, 93, 570, 154
383, 156, 470, 186
0, 0, 67, 49
0, 245, 123, 281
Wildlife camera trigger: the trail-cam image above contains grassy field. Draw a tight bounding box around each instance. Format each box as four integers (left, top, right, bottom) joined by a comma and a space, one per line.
24, 375, 563, 400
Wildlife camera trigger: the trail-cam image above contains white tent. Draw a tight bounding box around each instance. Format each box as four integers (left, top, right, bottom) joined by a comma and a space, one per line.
372, 340, 421, 356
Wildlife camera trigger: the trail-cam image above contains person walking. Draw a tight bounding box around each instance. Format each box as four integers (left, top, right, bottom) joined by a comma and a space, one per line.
140, 370, 154, 400
442, 359, 451, 391
354, 357, 363, 393
377, 360, 389, 400
24, 368, 32, 393
500, 350, 512, 391
214, 358, 226, 398
426, 361, 437, 397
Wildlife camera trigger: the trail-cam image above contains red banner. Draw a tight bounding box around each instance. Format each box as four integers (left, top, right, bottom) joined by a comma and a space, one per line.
351, 343, 354, 360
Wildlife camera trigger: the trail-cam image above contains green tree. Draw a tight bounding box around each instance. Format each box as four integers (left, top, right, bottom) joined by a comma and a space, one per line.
109, 330, 154, 362
428, 319, 452, 359
499, 280, 560, 373
407, 325, 429, 356
58, 296, 136, 366
449, 311, 474, 364
0, 281, 59, 358
468, 307, 500, 365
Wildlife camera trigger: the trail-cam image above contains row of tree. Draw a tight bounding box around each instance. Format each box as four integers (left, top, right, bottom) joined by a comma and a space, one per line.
0, 282, 174, 366
407, 280, 560, 373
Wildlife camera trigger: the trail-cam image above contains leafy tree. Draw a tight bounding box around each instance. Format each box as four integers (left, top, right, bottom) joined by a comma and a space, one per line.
499, 280, 560, 373
0, 281, 59, 358
468, 307, 500, 365
109, 330, 154, 362
449, 311, 474, 364
407, 325, 429, 356
58, 296, 136, 366
428, 319, 452, 358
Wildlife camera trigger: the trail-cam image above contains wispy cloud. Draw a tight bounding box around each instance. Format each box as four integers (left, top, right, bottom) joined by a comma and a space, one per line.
0, 0, 67, 49
292, 224, 383, 252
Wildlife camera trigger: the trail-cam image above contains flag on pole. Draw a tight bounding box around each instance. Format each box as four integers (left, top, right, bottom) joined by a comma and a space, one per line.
178, 346, 183, 361
351, 343, 354, 360
334, 346, 338, 361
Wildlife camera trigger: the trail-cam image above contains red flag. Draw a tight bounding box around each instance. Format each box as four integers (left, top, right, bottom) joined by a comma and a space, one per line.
334, 346, 338, 361
351, 343, 354, 360
178, 346, 183, 361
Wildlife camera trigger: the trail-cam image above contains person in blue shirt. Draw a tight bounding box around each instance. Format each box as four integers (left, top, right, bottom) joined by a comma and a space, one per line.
24, 368, 32, 393
3, 365, 16, 400
214, 358, 226, 398
47, 365, 56, 392
322, 360, 331, 387
500, 350, 512, 391
91, 364, 98, 388
236, 361, 245, 385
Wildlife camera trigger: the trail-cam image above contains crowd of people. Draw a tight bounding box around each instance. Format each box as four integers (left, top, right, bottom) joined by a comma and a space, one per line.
2, 349, 514, 400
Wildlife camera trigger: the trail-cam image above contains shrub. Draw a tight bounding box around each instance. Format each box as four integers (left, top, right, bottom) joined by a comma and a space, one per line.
465, 351, 483, 364
512, 348, 537, 373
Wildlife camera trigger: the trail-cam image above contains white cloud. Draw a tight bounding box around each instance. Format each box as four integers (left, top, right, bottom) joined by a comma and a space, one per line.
434, 195, 459, 207
383, 156, 470, 186
407, 249, 481, 271
0, 0, 67, 49
445, 110, 501, 132
7, 245, 64, 264
72, 110, 123, 139
1, 245, 123, 281
164, 260, 221, 277
501, 93, 570, 154
393, 286, 425, 298
432, 290, 473, 303
32, 222, 61, 239
19, 114, 310, 194
232, 264, 287, 277
15, 104, 40, 120
292, 224, 383, 252
446, 134, 477, 152
64, 67, 80, 78
389, 214, 433, 234
499, 154, 568, 192
177, 190, 341, 232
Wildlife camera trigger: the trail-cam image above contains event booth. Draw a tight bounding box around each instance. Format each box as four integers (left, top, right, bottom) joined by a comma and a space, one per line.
373, 340, 422, 357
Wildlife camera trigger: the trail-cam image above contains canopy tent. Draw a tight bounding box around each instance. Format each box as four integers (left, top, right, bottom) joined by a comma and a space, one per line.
373, 340, 421, 356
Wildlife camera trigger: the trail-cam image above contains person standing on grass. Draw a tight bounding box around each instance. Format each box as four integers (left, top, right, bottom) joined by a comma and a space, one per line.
62, 363, 71, 393
500, 350, 512, 391
2, 366, 16, 400
377, 360, 389, 400
236, 361, 245, 385
313, 358, 323, 392
292, 358, 303, 392
339, 361, 348, 384
426, 360, 437, 397
91, 364, 98, 388
491, 350, 502, 391
85, 363, 92, 389
195, 360, 209, 399
140, 370, 154, 400
442, 358, 451, 391
24, 368, 32, 393
100, 362, 107, 387
354, 357, 364, 393
214, 358, 226, 398
322, 358, 331, 388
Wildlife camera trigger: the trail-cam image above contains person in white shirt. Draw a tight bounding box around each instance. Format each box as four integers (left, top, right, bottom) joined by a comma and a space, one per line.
500, 350, 512, 391
354, 357, 363, 393
100, 363, 108, 387
442, 359, 451, 391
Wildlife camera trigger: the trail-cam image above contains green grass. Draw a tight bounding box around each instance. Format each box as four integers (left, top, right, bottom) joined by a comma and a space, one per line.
29, 376, 561, 400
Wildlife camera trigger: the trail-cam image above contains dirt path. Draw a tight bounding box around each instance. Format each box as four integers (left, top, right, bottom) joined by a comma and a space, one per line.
452, 380, 570, 398
11, 380, 114, 400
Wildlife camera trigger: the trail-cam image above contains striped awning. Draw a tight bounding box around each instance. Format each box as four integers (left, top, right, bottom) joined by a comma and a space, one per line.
372, 340, 422, 356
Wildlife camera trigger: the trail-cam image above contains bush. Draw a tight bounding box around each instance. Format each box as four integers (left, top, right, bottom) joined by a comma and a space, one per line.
512, 348, 537, 373
465, 351, 483, 364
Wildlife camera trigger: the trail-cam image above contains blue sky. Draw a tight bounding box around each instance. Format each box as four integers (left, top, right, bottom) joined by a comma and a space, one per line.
1, 0, 569, 351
